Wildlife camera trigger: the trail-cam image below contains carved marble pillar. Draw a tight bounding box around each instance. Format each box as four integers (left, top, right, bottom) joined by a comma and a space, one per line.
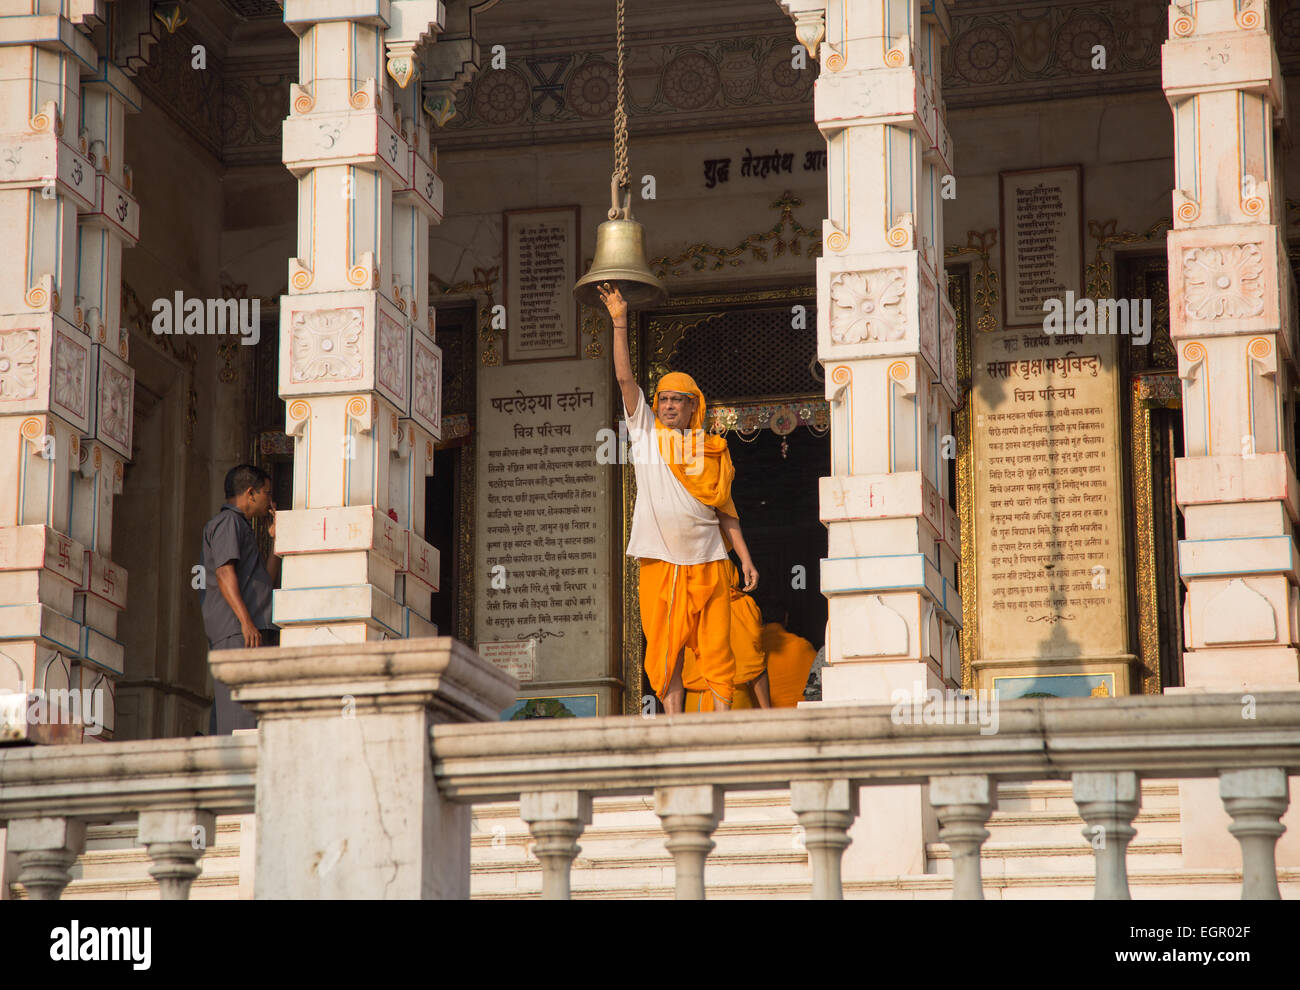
778, 0, 958, 878
654, 785, 724, 900
6, 816, 86, 900
276, 1, 456, 645
790, 778, 858, 899
1073, 771, 1139, 900
1220, 768, 1288, 900
931, 774, 993, 900
520, 790, 591, 900
0, 4, 137, 742
781, 0, 960, 699
138, 808, 215, 900
1163, 2, 1300, 690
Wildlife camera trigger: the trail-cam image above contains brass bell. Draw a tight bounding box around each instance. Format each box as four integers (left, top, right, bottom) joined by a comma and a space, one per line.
573, 217, 667, 310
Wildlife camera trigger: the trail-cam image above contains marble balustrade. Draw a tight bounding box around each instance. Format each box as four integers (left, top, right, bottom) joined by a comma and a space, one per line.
1, 685, 1296, 901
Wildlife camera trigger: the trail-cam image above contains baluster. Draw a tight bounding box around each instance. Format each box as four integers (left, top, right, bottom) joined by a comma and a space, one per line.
654, 785, 723, 900
1219, 768, 1289, 900
1072, 771, 1138, 900
930, 775, 994, 900
520, 791, 591, 900
790, 779, 858, 899
139, 809, 216, 900
6, 817, 86, 900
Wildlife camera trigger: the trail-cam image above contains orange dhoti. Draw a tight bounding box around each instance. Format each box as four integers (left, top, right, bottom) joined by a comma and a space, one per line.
683, 564, 764, 690
762, 623, 817, 708
687, 619, 817, 711
638, 557, 734, 705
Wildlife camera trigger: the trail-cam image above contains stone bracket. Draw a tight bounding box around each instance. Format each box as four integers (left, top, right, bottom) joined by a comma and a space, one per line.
1162, 33, 1283, 112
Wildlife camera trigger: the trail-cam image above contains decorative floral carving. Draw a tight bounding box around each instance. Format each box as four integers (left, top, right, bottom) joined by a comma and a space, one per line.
919, 273, 938, 364
829, 269, 907, 343
566, 60, 616, 118
471, 69, 529, 125
412, 341, 440, 423
54, 329, 87, 415
289, 308, 364, 382
953, 25, 1015, 83
99, 362, 132, 449
940, 303, 956, 386
0, 329, 39, 399
1182, 244, 1265, 320
663, 52, 721, 111
376, 314, 406, 400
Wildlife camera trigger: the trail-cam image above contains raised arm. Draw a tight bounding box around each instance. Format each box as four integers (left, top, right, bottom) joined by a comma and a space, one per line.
598, 283, 641, 418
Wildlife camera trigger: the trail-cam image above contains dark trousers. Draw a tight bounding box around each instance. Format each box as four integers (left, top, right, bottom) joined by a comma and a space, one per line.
207, 629, 279, 735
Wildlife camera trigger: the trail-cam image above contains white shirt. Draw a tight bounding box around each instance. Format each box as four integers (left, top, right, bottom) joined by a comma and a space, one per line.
623, 386, 729, 565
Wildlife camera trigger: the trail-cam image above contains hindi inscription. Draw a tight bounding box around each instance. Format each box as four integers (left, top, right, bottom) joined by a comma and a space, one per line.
973, 330, 1127, 660
504, 206, 579, 363
1000, 166, 1083, 328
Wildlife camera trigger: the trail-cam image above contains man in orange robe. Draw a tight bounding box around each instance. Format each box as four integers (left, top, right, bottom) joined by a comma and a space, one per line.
601, 283, 759, 713
682, 560, 771, 710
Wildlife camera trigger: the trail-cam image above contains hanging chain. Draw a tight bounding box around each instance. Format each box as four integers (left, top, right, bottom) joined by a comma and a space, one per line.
609, 0, 630, 219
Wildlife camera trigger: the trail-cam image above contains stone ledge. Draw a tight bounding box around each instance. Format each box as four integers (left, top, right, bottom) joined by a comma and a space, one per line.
210, 636, 517, 723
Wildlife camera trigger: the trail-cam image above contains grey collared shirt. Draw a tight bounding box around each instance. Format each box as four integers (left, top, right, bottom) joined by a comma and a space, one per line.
199, 503, 274, 644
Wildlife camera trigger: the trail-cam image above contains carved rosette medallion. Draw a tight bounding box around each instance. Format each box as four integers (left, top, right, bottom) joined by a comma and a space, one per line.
99, 361, 133, 451
411, 336, 441, 433
53, 327, 88, 416
940, 300, 956, 394
376, 313, 406, 403
0, 328, 39, 399
289, 307, 365, 383
829, 269, 907, 343
918, 268, 938, 370
1182, 244, 1265, 320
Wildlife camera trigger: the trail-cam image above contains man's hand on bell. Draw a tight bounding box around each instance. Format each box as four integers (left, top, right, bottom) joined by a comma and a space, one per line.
597, 282, 627, 322
742, 562, 759, 592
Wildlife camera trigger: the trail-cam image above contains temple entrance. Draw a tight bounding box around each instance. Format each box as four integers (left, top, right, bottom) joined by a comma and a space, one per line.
624, 285, 828, 712
1117, 254, 1185, 692
727, 425, 829, 650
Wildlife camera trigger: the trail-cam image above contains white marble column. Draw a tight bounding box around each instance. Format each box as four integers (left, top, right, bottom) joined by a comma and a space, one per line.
1162, 0, 1300, 875
778, 0, 958, 879
0, 3, 138, 742
275, 0, 459, 645
781, 0, 960, 700
1163, 3, 1299, 689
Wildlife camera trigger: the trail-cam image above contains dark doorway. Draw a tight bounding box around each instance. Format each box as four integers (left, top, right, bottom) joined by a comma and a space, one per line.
728, 428, 828, 649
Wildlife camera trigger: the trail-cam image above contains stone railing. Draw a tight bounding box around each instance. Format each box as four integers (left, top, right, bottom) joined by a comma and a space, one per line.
433, 692, 1300, 899
1, 640, 1296, 900
0, 734, 256, 899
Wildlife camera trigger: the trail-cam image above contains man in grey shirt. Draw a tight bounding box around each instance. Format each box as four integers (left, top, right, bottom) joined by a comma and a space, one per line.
199, 464, 280, 734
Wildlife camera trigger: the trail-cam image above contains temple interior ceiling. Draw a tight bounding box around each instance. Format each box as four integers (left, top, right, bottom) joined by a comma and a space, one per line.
218, 0, 281, 18
146, 0, 1300, 167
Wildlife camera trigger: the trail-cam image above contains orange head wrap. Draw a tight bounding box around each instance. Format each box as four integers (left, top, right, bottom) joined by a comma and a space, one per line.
651, 372, 738, 543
